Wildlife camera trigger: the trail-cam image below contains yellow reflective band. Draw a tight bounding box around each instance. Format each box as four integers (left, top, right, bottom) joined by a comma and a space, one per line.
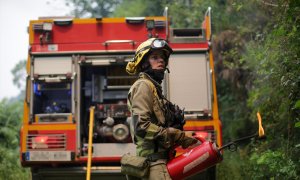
136, 136, 154, 157
144, 123, 160, 140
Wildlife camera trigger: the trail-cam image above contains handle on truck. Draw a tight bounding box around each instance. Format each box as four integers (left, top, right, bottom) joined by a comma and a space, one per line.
103, 40, 136, 46
86, 106, 95, 180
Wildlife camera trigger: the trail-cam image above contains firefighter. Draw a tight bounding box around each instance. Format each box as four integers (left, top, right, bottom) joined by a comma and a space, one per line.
125, 38, 198, 180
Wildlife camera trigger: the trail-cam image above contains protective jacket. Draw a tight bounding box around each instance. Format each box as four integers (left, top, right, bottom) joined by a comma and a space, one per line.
127, 73, 172, 159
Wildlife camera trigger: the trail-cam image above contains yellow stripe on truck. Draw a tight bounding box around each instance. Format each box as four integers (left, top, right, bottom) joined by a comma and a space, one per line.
184, 120, 215, 127
28, 124, 76, 131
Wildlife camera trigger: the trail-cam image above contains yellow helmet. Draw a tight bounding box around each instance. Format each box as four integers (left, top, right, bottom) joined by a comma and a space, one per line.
126, 38, 173, 75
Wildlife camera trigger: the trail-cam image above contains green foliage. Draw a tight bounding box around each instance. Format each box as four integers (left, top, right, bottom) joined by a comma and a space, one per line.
209, 0, 300, 179
112, 0, 148, 17
248, 150, 298, 179
11, 60, 26, 89
113, 0, 165, 17
242, 0, 300, 178
65, 0, 122, 17
217, 151, 248, 180
166, 0, 218, 28
294, 100, 300, 109
0, 99, 30, 179
1, 57, 29, 179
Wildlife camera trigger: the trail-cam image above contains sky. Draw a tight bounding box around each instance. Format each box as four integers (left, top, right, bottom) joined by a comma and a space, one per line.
0, 0, 71, 100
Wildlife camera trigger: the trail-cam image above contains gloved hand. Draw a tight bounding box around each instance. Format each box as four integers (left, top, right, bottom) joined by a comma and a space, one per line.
180, 136, 198, 149
166, 127, 198, 149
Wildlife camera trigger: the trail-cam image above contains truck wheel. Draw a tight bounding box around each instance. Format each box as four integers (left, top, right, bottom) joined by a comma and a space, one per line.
31, 168, 41, 180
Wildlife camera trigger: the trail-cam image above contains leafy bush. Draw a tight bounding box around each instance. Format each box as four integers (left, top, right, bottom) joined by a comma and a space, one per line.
248, 150, 298, 179
0, 99, 30, 179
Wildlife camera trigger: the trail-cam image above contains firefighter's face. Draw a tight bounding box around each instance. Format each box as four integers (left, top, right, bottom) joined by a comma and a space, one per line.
148, 50, 166, 70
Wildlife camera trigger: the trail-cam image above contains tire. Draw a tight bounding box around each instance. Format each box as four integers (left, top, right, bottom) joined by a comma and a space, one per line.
31, 168, 41, 180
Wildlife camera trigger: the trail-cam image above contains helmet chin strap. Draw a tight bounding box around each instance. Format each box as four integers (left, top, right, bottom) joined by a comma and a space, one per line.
165, 67, 170, 73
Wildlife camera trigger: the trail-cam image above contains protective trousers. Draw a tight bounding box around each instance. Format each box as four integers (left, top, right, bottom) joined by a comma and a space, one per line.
126, 161, 172, 180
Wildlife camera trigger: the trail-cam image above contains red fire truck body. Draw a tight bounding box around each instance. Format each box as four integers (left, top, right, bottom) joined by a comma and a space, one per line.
20, 8, 221, 179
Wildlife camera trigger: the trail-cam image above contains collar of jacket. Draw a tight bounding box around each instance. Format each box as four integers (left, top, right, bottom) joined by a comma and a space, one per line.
139, 72, 162, 91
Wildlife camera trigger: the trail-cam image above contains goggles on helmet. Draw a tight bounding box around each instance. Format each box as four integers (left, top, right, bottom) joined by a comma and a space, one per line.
152, 39, 167, 48
136, 39, 172, 56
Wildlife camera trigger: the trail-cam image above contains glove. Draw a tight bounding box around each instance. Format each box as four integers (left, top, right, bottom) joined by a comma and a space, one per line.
166, 127, 198, 149
166, 127, 185, 144
180, 136, 198, 149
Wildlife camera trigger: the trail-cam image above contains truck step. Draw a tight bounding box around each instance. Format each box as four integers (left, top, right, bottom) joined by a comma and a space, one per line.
31, 166, 126, 180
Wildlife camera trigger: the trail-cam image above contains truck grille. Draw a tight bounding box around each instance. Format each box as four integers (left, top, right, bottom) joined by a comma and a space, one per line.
27, 134, 66, 150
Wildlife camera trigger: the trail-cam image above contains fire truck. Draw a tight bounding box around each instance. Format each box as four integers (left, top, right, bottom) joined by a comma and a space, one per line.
20, 7, 222, 180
